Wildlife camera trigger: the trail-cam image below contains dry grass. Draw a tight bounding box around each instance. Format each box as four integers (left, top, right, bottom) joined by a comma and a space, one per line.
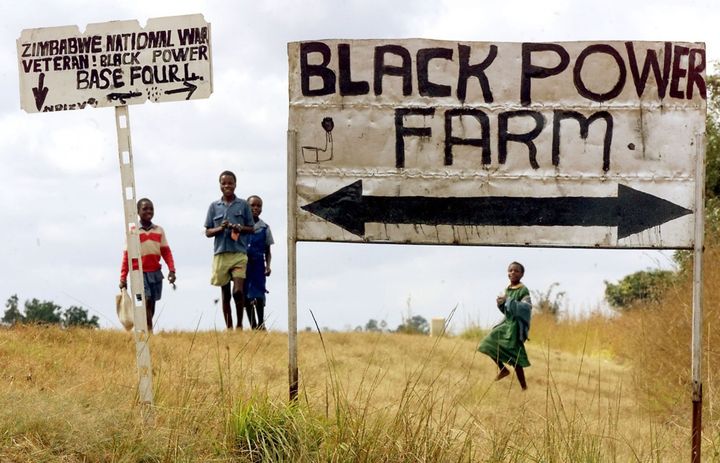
607, 236, 720, 451
1, 317, 715, 461
4, 232, 720, 461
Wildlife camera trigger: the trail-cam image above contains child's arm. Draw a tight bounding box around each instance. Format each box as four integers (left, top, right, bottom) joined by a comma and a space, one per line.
120, 250, 129, 288
230, 202, 255, 235
264, 245, 272, 276
160, 241, 176, 285
230, 223, 254, 234
157, 226, 177, 284
265, 224, 275, 276
206, 219, 229, 237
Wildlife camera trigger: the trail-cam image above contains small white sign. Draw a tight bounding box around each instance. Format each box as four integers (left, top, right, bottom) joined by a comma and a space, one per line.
17, 14, 212, 113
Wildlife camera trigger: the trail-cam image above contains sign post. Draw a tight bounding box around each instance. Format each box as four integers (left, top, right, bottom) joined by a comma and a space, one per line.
288, 39, 706, 454
691, 133, 706, 463
17, 14, 213, 418
287, 130, 299, 401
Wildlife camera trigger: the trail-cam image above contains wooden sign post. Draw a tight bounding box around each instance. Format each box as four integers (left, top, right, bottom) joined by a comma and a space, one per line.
17, 14, 213, 420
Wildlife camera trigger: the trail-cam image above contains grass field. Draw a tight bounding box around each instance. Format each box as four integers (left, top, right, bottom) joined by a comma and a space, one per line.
1, 309, 718, 462
3, 235, 720, 461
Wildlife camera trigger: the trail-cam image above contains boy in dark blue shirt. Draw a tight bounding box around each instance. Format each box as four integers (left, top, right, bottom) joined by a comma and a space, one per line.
244, 195, 274, 330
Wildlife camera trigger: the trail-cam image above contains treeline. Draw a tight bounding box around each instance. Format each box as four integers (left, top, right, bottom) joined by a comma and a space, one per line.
2, 294, 99, 328
305, 314, 431, 335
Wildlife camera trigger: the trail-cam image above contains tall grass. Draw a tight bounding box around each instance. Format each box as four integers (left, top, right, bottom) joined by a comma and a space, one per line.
4, 235, 720, 463
607, 235, 720, 417
0, 320, 709, 461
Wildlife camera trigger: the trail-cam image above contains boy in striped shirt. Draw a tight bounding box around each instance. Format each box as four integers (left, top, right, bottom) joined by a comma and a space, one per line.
120, 198, 176, 332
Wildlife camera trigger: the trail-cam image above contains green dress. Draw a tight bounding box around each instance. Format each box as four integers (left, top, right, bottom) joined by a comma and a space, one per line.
477, 284, 532, 368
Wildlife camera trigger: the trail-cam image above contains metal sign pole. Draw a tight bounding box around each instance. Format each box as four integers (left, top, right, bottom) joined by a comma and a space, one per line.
287, 130, 299, 401
115, 105, 155, 420
691, 132, 706, 463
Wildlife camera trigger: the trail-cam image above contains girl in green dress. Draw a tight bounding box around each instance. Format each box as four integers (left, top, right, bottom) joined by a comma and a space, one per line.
478, 262, 532, 390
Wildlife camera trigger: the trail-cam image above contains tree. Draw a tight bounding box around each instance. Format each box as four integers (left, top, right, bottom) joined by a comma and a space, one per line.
672, 71, 720, 272
604, 269, 675, 310
396, 315, 429, 335
532, 283, 565, 318
364, 319, 380, 332
23, 298, 62, 324
63, 306, 100, 328
2, 296, 98, 329
2, 295, 24, 325
705, 72, 720, 198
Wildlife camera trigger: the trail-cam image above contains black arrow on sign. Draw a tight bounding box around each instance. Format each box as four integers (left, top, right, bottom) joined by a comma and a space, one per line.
163, 80, 197, 100
32, 72, 49, 111
107, 91, 143, 104
301, 180, 692, 239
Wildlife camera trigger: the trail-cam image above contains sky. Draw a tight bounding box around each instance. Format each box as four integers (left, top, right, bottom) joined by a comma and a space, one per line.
1, 0, 718, 333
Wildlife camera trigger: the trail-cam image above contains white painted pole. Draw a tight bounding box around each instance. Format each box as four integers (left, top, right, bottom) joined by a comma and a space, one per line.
691, 131, 706, 463
287, 130, 299, 400
115, 105, 155, 421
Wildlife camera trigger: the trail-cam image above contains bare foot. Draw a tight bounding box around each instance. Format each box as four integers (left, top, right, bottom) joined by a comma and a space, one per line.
495, 368, 510, 381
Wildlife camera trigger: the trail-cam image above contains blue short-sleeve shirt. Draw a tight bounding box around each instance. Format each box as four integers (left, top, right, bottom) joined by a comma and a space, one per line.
205, 196, 255, 254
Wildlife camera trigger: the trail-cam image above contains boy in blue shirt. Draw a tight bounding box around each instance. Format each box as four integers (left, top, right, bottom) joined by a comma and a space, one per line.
204, 171, 255, 330
244, 195, 274, 330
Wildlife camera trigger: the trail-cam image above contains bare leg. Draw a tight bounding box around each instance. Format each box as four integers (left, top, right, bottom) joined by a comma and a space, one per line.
146, 299, 155, 333
494, 359, 510, 380
232, 277, 246, 330
244, 298, 258, 330
221, 283, 233, 329
515, 366, 528, 390
255, 299, 265, 330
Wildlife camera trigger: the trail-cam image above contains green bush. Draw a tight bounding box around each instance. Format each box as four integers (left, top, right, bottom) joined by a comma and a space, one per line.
604, 270, 675, 310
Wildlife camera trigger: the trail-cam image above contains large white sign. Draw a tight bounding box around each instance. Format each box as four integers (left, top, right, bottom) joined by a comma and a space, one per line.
288, 39, 706, 249
17, 14, 212, 113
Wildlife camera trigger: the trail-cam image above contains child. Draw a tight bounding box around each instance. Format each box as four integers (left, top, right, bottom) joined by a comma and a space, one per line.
204, 171, 255, 330
244, 195, 274, 330
119, 198, 176, 333
477, 261, 532, 390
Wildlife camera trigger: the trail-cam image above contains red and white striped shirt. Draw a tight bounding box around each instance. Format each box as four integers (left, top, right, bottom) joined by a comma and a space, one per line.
120, 223, 176, 280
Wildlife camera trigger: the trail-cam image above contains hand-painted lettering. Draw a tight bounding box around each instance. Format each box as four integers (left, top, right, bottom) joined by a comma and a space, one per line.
625, 42, 671, 99
573, 44, 626, 102
298, 41, 706, 103
394, 107, 615, 172
374, 45, 413, 96
395, 107, 434, 168
457, 44, 496, 103
552, 110, 613, 172
498, 110, 545, 168
417, 47, 453, 97
444, 108, 491, 166
520, 43, 570, 106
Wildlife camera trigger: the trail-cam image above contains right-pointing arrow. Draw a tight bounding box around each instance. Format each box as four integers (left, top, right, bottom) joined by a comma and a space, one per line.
301, 181, 692, 239
615, 184, 693, 238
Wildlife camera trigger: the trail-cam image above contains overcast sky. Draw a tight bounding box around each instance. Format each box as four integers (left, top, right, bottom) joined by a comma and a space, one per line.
2, 0, 717, 333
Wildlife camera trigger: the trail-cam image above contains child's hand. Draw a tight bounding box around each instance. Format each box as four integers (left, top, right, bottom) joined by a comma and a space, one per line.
119, 280, 127, 289
496, 295, 506, 306
168, 272, 176, 284
265, 265, 271, 276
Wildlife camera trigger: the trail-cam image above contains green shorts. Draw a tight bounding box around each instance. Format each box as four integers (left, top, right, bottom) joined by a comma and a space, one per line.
211, 252, 248, 286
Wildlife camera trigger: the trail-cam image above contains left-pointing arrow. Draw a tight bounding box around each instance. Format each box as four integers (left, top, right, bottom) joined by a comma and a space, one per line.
32, 73, 49, 111
301, 180, 692, 239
